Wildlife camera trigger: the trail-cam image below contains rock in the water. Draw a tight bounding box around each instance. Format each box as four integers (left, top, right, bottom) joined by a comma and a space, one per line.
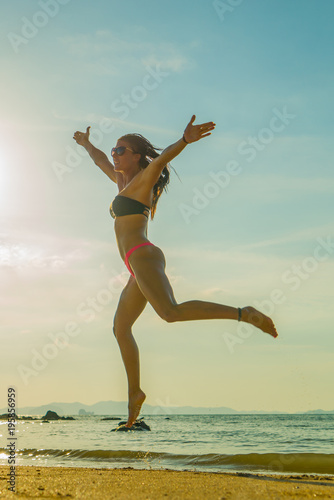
41, 410, 75, 421
101, 417, 121, 421
111, 418, 151, 432
42, 410, 60, 420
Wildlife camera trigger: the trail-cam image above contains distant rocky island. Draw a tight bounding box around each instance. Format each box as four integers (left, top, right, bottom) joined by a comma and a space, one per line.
1, 401, 333, 417
78, 408, 94, 416
0, 410, 121, 421
0, 410, 75, 421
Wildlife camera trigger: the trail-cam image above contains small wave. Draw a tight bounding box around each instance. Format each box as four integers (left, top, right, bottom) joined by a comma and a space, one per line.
2, 448, 334, 475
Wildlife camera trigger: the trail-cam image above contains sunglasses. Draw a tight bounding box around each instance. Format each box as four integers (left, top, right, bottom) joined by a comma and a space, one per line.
111, 146, 137, 156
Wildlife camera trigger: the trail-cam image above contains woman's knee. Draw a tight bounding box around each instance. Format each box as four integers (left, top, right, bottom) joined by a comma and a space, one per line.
112, 321, 119, 338
113, 321, 131, 340
113, 314, 130, 338
158, 304, 179, 323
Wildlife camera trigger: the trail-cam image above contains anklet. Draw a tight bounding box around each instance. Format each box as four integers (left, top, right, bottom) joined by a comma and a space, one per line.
238, 307, 242, 321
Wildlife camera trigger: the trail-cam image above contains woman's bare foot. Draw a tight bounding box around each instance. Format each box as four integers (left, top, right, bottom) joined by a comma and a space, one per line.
125, 389, 146, 428
241, 306, 278, 338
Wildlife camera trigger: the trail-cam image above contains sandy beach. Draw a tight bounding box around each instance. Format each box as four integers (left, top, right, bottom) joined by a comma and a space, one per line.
0, 466, 333, 499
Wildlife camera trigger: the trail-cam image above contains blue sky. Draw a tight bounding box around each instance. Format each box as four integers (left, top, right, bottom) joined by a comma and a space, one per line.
1, 0, 333, 413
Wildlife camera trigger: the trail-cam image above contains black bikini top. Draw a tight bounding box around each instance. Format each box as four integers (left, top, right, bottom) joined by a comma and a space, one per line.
110, 195, 150, 219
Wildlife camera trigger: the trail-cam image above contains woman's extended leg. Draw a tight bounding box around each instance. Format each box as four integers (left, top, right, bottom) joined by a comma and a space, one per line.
129, 245, 278, 337
113, 275, 148, 427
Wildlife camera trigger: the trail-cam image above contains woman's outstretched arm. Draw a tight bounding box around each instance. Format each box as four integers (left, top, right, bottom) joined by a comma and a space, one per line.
141, 115, 215, 186
73, 126, 118, 183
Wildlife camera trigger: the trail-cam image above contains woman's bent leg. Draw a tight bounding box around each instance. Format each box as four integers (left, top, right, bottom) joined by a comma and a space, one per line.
113, 275, 148, 427
129, 246, 278, 337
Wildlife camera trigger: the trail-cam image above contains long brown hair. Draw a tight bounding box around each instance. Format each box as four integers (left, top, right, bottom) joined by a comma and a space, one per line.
120, 133, 176, 220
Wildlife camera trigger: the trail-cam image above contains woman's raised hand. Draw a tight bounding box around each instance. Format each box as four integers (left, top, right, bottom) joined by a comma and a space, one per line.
183, 115, 216, 144
73, 126, 91, 146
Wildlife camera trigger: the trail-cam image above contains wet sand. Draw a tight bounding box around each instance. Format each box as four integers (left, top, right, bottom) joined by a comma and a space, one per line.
0, 465, 333, 499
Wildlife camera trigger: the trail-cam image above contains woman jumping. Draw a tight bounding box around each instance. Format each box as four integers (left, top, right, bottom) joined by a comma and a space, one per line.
73, 115, 278, 428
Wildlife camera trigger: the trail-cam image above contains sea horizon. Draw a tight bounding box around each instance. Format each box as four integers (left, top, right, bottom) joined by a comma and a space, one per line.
1, 399, 333, 417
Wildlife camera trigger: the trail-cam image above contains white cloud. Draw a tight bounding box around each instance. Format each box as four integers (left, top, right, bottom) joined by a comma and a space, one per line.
0, 229, 121, 273
141, 54, 194, 73
233, 174, 334, 203
236, 222, 334, 251
60, 30, 195, 75
164, 220, 334, 260
53, 111, 177, 137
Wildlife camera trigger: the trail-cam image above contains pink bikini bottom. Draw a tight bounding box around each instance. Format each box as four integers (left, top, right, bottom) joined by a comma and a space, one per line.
124, 242, 155, 277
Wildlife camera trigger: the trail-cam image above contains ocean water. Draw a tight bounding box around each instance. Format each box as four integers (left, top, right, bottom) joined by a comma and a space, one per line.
1, 414, 333, 476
